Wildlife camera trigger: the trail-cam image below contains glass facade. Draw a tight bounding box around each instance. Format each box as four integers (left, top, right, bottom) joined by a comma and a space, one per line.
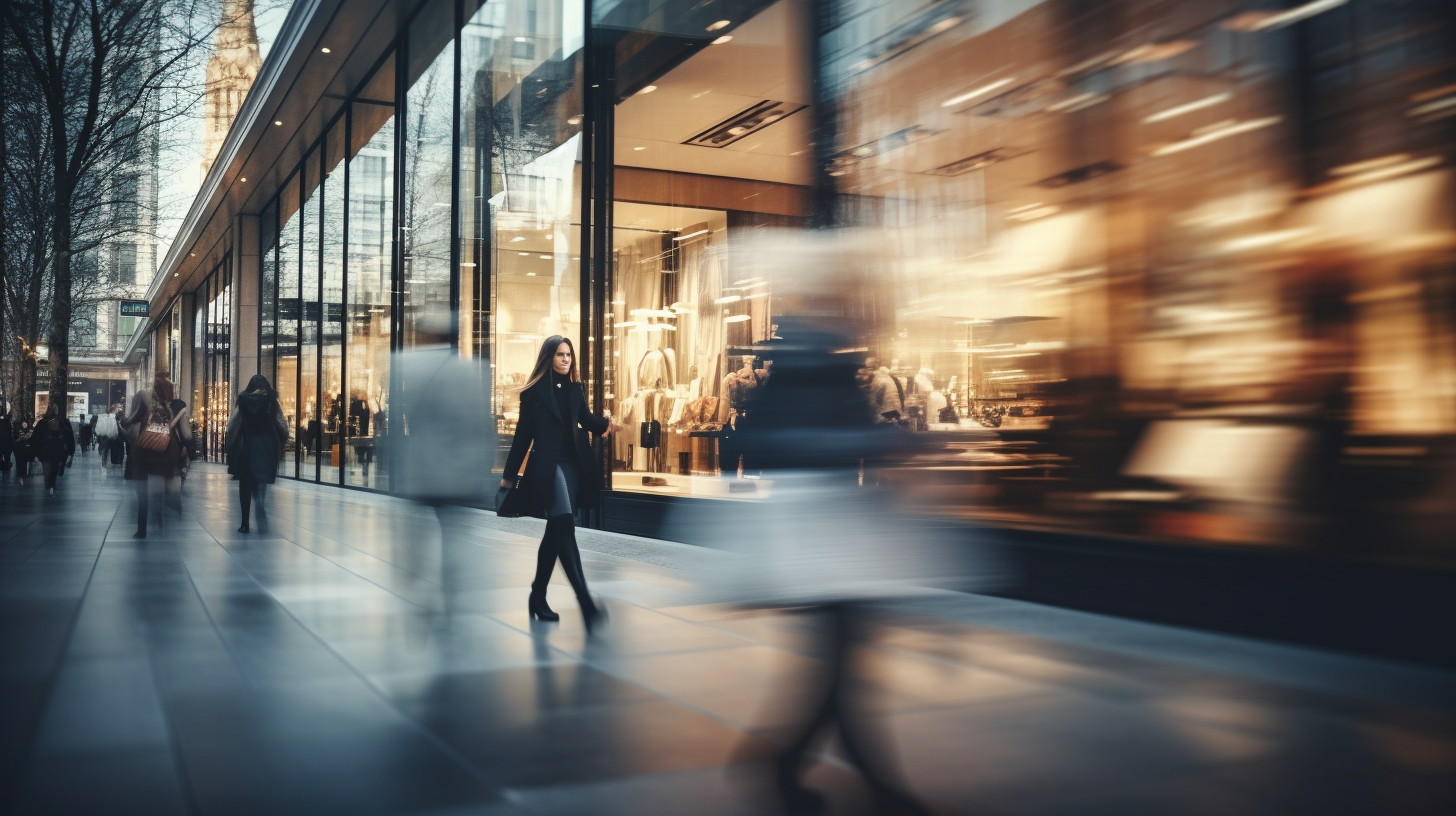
237, 0, 1455, 562
190, 255, 232, 461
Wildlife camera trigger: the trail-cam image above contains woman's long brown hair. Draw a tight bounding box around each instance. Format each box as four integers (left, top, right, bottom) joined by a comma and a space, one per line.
523, 335, 580, 391
152, 370, 175, 406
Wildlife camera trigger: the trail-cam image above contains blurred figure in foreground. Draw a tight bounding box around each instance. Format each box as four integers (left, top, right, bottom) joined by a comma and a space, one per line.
122, 371, 191, 538
226, 375, 288, 533
392, 310, 495, 613
674, 231, 985, 815
499, 335, 612, 632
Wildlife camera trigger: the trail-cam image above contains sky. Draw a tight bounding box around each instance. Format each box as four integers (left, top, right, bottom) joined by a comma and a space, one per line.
153, 0, 292, 276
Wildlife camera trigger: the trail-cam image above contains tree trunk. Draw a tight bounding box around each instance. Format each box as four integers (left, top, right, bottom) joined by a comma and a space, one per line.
47, 183, 72, 415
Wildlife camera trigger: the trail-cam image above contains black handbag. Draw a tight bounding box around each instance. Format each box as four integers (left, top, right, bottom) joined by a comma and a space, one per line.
495, 444, 532, 517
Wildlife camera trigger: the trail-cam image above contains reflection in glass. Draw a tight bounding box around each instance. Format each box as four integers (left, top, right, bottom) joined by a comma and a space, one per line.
276, 195, 300, 477
300, 150, 321, 482
321, 126, 346, 485
461, 0, 585, 473
347, 106, 394, 489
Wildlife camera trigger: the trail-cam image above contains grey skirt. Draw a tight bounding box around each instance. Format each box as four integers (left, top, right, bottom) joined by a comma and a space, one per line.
550, 460, 579, 517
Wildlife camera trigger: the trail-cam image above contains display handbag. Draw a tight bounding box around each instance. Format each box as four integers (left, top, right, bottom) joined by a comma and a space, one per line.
495, 444, 532, 518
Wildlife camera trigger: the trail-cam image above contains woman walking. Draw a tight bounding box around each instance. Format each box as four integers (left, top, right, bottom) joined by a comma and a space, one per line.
95, 406, 120, 471
500, 336, 613, 631
121, 371, 191, 538
226, 375, 288, 533
31, 404, 76, 497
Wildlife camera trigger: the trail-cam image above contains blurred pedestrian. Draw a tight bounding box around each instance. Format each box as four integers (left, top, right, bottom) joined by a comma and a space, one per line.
725, 319, 934, 815
121, 371, 191, 538
170, 395, 191, 486
226, 374, 288, 533
14, 417, 35, 485
499, 335, 613, 631
78, 414, 93, 453
392, 309, 496, 615
0, 401, 13, 476
95, 405, 120, 470
32, 404, 76, 497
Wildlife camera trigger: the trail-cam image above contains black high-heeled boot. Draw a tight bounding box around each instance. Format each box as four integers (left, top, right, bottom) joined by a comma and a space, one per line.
555, 517, 606, 633
528, 519, 563, 621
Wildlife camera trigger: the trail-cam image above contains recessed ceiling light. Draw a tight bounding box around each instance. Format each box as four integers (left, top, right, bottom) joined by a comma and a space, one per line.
510, 236, 525, 242
706, 20, 730, 32
712, 35, 732, 45
567, 115, 582, 125
240, 177, 246, 182
539, 254, 551, 259
320, 47, 331, 54
519, 252, 530, 256
274, 120, 283, 126
637, 85, 657, 95
526, 272, 536, 276
514, 36, 527, 42
633, 146, 646, 151
190, 252, 196, 257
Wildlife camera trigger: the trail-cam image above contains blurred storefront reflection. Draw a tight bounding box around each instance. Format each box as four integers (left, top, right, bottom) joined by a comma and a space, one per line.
814, 0, 1456, 561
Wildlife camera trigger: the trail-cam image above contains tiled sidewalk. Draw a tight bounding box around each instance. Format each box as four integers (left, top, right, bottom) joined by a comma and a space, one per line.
1, 456, 1453, 815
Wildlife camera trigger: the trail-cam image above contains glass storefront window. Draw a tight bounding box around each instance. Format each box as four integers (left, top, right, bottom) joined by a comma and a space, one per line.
603, 0, 811, 497
401, 0, 455, 350
276, 174, 301, 477
300, 148, 321, 482
260, 200, 278, 385
461, 0, 586, 474
346, 95, 396, 490
321, 123, 347, 484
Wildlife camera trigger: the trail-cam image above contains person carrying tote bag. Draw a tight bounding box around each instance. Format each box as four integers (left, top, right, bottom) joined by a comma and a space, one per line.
499, 335, 613, 631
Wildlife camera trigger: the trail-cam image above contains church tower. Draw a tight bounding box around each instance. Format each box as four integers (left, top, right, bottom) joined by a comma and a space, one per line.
201, 0, 262, 175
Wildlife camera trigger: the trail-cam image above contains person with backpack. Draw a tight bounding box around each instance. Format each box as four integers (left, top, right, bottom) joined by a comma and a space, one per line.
225, 375, 288, 533
32, 404, 76, 496
121, 371, 191, 537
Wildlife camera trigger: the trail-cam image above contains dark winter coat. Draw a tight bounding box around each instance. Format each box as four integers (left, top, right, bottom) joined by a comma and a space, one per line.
502, 376, 610, 519
0, 415, 12, 457
226, 391, 288, 484
121, 388, 192, 480
31, 416, 76, 464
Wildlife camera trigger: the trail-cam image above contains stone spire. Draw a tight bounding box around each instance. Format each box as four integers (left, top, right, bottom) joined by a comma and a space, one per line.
201, 0, 262, 175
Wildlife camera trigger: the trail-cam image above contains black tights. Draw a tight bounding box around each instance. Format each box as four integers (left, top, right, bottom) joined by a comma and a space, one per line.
530, 514, 595, 611
239, 478, 268, 529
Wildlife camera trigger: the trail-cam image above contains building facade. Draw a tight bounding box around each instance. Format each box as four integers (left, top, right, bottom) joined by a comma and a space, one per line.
127, 0, 1456, 562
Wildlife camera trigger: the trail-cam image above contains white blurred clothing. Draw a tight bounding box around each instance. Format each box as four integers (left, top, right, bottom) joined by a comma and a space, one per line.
392, 345, 496, 503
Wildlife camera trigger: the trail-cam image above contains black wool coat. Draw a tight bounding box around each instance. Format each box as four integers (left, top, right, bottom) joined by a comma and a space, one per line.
502, 379, 610, 519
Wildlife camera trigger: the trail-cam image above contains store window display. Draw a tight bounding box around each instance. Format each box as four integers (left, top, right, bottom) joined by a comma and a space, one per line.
606, 0, 810, 497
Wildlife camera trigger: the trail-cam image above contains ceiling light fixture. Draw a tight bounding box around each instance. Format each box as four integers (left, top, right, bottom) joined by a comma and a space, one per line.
539, 254, 551, 259
510, 236, 525, 242
673, 229, 710, 241
567, 115, 582, 125
274, 120, 283, 126
633, 146, 646, 151
941, 77, 1015, 108
712, 35, 732, 45
1142, 92, 1233, 123
321, 47, 331, 54
637, 85, 657, 95
706, 20, 730, 32
519, 252, 530, 256
239, 177, 246, 182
